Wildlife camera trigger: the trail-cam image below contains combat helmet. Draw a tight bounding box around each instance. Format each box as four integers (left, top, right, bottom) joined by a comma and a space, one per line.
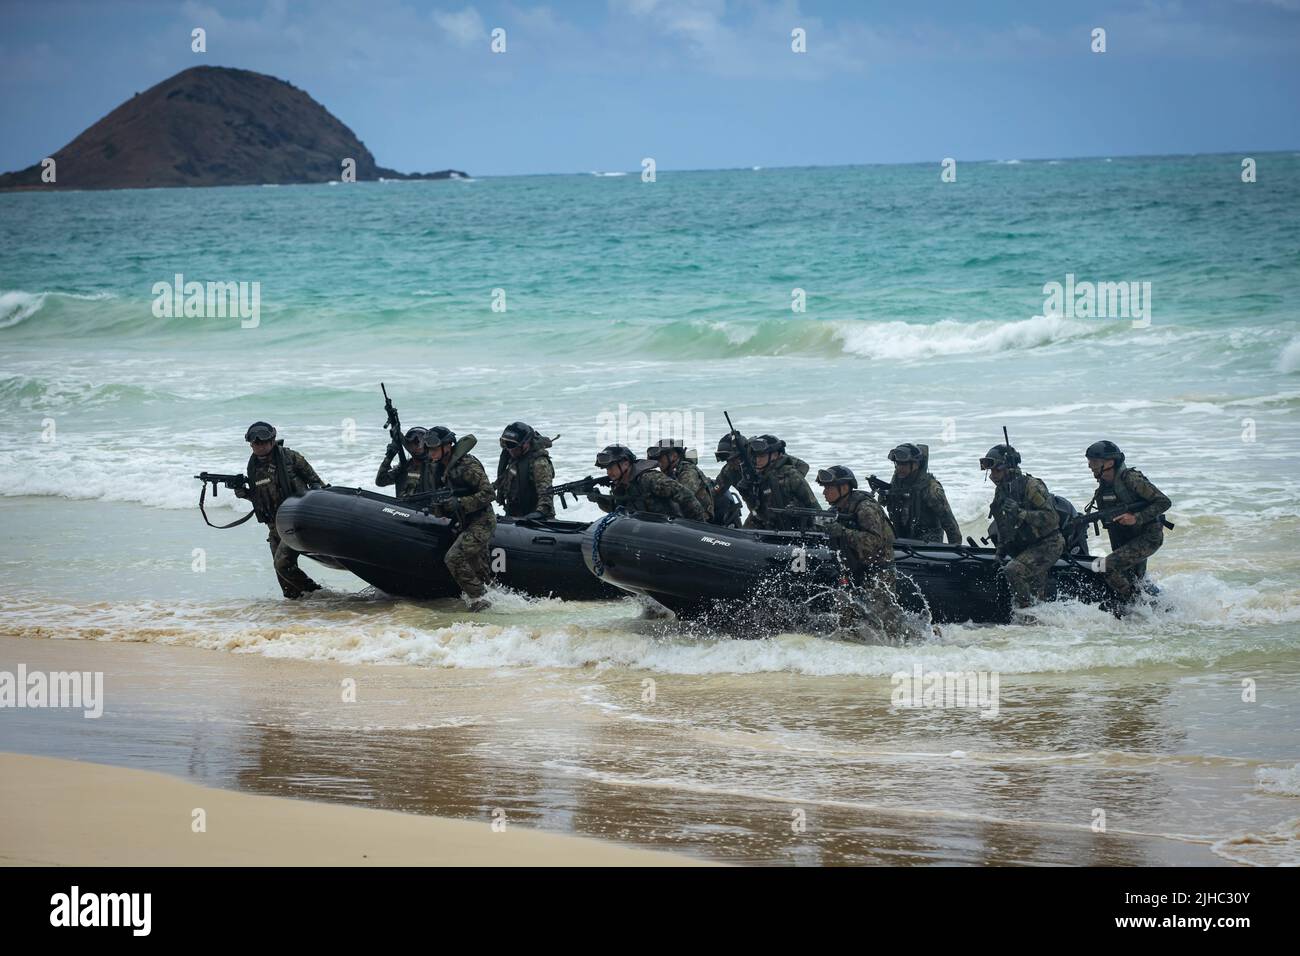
815, 465, 858, 489
595, 444, 636, 468
979, 444, 1021, 470
426, 425, 457, 448
647, 438, 685, 459
1085, 440, 1125, 465
716, 432, 746, 462
747, 434, 786, 456
244, 421, 276, 442
499, 421, 536, 450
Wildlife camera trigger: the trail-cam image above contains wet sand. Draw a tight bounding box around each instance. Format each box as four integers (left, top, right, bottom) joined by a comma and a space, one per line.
0, 752, 705, 866
1, 634, 1263, 866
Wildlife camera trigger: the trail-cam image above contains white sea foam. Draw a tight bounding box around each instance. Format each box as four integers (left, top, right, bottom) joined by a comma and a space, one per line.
4, 569, 1297, 676
830, 314, 1103, 361
1280, 337, 1300, 374
0, 289, 114, 329
1257, 763, 1300, 797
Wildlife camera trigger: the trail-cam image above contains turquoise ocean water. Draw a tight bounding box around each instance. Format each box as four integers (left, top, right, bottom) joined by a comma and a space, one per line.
2, 155, 1298, 864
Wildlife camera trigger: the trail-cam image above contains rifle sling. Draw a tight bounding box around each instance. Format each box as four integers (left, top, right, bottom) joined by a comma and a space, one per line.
199, 481, 258, 530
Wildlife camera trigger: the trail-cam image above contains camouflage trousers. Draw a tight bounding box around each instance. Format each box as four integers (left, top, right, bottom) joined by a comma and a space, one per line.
1003, 533, 1064, 608
1102, 526, 1163, 600
445, 510, 497, 599
268, 527, 320, 599
839, 570, 908, 641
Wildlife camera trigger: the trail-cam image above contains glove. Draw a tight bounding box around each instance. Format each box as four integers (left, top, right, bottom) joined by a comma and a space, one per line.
825, 522, 846, 542
385, 440, 400, 458
585, 491, 603, 503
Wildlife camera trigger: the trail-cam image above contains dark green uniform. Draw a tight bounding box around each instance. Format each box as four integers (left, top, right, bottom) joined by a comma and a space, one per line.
753, 455, 819, 530
236, 442, 324, 598
595, 461, 707, 519
1090, 466, 1171, 600
826, 490, 903, 636
430, 446, 498, 599
376, 454, 437, 499
665, 457, 714, 521
882, 470, 961, 544
989, 468, 1065, 607
495, 446, 555, 519
715, 458, 761, 517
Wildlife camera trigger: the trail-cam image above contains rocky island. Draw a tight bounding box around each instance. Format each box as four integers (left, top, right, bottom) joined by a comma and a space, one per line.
0, 66, 466, 191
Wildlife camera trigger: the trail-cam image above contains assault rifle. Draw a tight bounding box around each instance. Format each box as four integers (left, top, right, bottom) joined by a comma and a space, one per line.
1065, 500, 1174, 535
404, 488, 457, 510
866, 475, 891, 495
194, 471, 249, 496
381, 382, 407, 467
723, 410, 761, 488
552, 475, 612, 509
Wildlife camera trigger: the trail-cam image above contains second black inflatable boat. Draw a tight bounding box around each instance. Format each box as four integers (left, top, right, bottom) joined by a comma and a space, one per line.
275, 487, 623, 600
581, 511, 1125, 625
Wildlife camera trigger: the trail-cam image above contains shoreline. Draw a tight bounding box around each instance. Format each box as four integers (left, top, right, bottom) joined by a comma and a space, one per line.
0, 752, 710, 867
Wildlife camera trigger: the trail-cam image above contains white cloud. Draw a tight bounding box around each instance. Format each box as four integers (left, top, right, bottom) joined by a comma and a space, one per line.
433, 6, 486, 48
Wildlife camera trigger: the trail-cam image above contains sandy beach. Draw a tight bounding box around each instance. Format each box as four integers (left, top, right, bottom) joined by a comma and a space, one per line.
0, 752, 708, 867
4, 630, 1282, 865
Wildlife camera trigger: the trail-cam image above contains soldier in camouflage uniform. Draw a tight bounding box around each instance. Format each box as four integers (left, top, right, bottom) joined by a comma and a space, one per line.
376, 426, 437, 499
495, 421, 556, 520
425, 426, 498, 611
232, 421, 325, 599
880, 443, 961, 544
1085, 440, 1172, 604
713, 432, 761, 525
749, 434, 820, 531
588, 444, 707, 519
816, 466, 904, 637
980, 444, 1065, 608
648, 438, 714, 521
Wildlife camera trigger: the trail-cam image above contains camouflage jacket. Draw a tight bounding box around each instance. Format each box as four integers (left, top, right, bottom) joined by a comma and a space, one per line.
754, 455, 819, 530
431, 449, 496, 524
714, 458, 761, 510
376, 453, 437, 499
1090, 466, 1171, 548
883, 472, 961, 544
667, 458, 715, 521
495, 447, 555, 518
240, 443, 322, 524
827, 490, 896, 575
990, 468, 1061, 556
597, 461, 707, 519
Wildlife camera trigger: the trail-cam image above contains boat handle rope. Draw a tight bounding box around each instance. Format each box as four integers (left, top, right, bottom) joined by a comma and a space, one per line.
589, 510, 622, 577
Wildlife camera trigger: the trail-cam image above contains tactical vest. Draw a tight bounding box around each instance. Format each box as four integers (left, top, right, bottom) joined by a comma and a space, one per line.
838, 490, 876, 531
246, 443, 303, 524
758, 457, 802, 512
615, 461, 681, 516
499, 448, 548, 516
670, 458, 714, 518
434, 454, 489, 518
396, 457, 436, 499
884, 475, 942, 541
1093, 466, 1153, 548
991, 471, 1057, 552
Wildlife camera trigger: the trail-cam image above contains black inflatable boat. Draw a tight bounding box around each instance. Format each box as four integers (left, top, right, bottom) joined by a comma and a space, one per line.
580, 511, 1124, 625
275, 487, 623, 600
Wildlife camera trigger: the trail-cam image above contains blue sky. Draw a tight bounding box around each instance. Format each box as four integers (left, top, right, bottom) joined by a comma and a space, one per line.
2, 0, 1298, 176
